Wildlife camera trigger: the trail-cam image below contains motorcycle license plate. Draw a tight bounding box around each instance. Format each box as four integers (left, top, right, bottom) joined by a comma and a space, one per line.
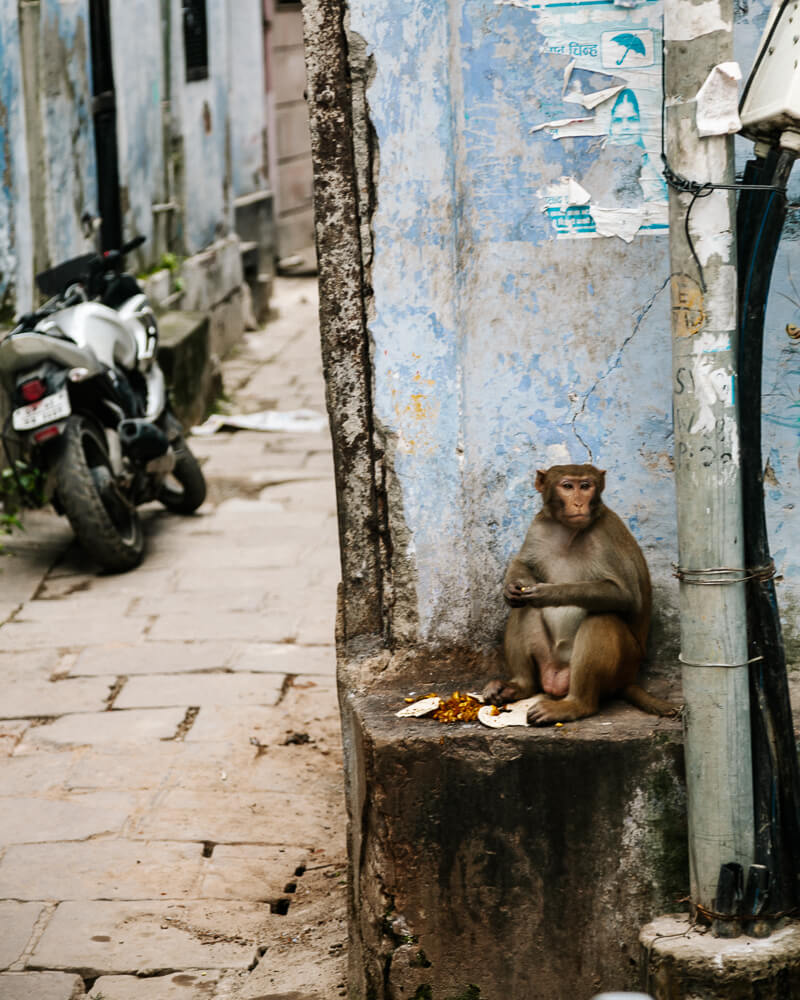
12, 386, 71, 431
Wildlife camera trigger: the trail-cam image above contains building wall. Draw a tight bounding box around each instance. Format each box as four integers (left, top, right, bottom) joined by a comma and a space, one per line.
229, 0, 269, 197
273, 1, 314, 258
0, 0, 271, 316
0, 7, 31, 317
327, 0, 800, 662
109, 0, 165, 247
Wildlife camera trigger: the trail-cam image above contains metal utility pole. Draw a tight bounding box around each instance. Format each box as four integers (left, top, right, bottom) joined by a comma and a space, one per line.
664, 0, 754, 915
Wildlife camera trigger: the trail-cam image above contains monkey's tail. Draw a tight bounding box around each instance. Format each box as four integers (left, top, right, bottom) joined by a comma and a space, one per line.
622, 684, 682, 719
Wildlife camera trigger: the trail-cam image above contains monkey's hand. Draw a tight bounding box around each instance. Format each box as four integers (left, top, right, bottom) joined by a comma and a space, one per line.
482, 678, 524, 706
504, 581, 551, 607
504, 580, 536, 607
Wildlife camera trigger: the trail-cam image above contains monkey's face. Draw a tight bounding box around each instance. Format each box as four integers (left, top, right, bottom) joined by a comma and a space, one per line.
552, 475, 598, 527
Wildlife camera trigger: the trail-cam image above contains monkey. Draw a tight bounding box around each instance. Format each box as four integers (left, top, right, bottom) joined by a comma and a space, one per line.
482, 464, 678, 726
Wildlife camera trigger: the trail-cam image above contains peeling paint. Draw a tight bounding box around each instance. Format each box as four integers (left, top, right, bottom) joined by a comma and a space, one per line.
664, 0, 731, 41
317, 0, 800, 656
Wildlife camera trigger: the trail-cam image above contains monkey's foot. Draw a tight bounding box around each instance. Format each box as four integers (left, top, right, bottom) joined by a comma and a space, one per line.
526, 694, 586, 726
482, 678, 528, 706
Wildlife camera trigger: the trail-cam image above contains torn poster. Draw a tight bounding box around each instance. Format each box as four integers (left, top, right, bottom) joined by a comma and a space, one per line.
695, 62, 742, 137
503, 0, 668, 241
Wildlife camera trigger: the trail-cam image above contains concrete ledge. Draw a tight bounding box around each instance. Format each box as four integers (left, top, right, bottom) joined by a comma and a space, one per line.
342, 675, 687, 999
641, 915, 800, 998
157, 311, 221, 429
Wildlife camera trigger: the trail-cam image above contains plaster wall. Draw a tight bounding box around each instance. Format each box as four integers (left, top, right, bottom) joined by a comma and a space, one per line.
175, 0, 233, 253
343, 0, 800, 661
38, 0, 97, 267
109, 0, 165, 245
0, 7, 32, 315
228, 2, 268, 197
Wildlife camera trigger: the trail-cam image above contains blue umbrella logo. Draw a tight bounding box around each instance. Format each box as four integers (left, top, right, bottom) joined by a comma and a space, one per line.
612, 32, 647, 65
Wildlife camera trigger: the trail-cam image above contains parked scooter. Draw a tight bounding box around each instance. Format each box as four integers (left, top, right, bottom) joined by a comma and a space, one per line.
0, 235, 206, 572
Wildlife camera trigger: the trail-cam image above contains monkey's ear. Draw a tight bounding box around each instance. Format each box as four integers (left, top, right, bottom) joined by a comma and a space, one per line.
535, 470, 548, 493
596, 469, 606, 493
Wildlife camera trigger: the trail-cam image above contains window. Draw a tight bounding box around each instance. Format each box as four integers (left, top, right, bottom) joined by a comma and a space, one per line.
183, 0, 208, 82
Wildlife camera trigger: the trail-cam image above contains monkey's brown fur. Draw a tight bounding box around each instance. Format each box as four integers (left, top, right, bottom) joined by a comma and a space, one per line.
483, 464, 678, 725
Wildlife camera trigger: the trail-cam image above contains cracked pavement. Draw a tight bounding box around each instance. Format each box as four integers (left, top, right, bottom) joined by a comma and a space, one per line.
0, 278, 348, 1000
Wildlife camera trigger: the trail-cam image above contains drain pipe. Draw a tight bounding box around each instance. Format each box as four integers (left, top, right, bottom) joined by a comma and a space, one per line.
664, 0, 754, 916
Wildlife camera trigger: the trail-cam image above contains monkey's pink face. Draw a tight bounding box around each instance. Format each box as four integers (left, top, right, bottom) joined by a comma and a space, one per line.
554, 477, 597, 526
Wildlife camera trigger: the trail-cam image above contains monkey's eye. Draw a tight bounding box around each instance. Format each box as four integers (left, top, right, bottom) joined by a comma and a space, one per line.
560, 482, 573, 490
580, 482, 592, 491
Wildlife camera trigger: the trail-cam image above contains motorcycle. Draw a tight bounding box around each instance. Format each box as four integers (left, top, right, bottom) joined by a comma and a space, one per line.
0, 235, 206, 572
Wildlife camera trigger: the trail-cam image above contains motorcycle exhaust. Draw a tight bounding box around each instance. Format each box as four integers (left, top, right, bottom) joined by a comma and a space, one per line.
118, 418, 170, 462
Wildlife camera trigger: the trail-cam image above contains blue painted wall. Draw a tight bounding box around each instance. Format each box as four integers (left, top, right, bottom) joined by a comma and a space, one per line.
350, 0, 800, 656
109, 0, 164, 246
39, 0, 98, 265
0, 0, 268, 310
0, 6, 31, 313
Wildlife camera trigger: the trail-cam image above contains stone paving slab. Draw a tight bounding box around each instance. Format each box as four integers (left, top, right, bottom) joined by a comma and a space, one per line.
0, 841, 203, 902
0, 972, 84, 1000
146, 744, 338, 796
0, 671, 112, 719
0, 901, 45, 970
128, 789, 336, 847
197, 844, 308, 901
29, 901, 268, 976
182, 705, 293, 744
71, 642, 232, 676
0, 793, 137, 847
114, 673, 284, 710
146, 611, 299, 643
229, 642, 335, 675
0, 750, 75, 795
10, 596, 137, 622
17, 710, 188, 748
89, 970, 242, 999
131, 590, 265, 616
0, 721, 30, 756
38, 567, 177, 599
0, 648, 60, 673
0, 617, 147, 650
296, 613, 336, 646
62, 743, 248, 792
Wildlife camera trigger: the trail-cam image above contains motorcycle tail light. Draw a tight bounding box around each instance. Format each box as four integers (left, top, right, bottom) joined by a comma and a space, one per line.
20, 378, 46, 402
33, 425, 60, 443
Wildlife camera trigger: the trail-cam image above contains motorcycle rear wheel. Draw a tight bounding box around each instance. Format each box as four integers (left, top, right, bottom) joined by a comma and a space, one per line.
56, 415, 144, 572
157, 435, 206, 514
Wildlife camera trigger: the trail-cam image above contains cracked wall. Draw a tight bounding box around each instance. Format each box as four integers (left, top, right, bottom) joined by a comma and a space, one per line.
343, 0, 678, 655
311, 0, 800, 663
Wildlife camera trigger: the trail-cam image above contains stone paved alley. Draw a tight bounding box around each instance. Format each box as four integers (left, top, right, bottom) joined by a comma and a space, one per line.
0, 278, 348, 1000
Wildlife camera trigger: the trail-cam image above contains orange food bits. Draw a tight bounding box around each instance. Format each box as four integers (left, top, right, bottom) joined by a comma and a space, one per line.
431, 691, 481, 723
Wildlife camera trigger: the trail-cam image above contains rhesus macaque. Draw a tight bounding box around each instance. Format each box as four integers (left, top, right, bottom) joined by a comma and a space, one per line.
483, 464, 677, 726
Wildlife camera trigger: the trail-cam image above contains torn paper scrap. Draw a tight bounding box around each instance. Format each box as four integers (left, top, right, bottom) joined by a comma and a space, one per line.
540, 177, 592, 209
696, 62, 742, 136
531, 117, 595, 133
396, 696, 442, 718
591, 206, 645, 243
562, 64, 627, 111
478, 697, 542, 728
192, 409, 329, 436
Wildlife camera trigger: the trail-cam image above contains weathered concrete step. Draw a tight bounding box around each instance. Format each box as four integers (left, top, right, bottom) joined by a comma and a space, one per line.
156, 311, 221, 429
344, 676, 687, 1000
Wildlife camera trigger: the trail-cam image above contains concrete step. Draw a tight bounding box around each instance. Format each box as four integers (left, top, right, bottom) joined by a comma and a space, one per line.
157, 310, 222, 429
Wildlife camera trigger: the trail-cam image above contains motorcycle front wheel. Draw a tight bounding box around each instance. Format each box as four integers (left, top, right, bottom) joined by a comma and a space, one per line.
157, 435, 206, 514
56, 414, 144, 572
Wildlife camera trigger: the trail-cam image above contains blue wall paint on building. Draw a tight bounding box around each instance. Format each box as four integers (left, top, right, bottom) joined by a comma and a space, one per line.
349, 0, 800, 653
